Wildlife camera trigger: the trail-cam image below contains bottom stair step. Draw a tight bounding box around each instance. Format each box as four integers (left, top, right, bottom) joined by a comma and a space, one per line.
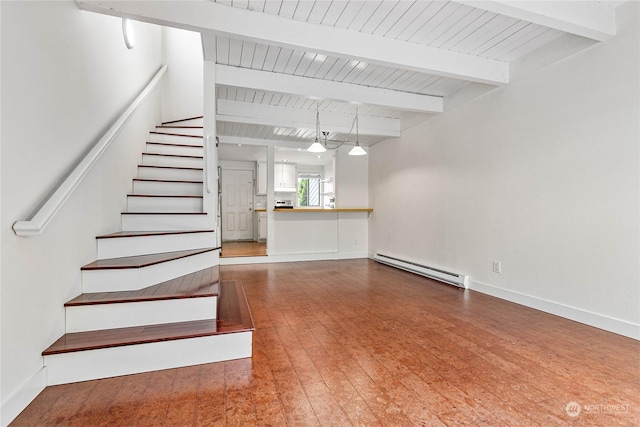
43, 281, 254, 385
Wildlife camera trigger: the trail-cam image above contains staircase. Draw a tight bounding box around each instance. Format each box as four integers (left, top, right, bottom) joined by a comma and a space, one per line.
42, 117, 253, 386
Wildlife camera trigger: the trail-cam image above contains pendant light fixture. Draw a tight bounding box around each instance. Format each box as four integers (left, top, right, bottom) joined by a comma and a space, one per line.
307, 105, 326, 153
348, 109, 367, 156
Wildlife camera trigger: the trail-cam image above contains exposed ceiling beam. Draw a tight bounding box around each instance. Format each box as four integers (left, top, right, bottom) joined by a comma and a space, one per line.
77, 0, 509, 85
201, 31, 216, 62
216, 65, 442, 114
217, 100, 400, 138
456, 1, 616, 41
217, 135, 303, 148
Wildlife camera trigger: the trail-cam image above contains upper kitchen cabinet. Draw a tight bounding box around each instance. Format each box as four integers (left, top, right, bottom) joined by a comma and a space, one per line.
275, 163, 297, 192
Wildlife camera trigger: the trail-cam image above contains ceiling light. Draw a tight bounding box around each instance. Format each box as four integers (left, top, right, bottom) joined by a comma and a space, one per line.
122, 18, 135, 50
307, 141, 326, 153
307, 105, 326, 153
348, 143, 366, 156
348, 108, 367, 156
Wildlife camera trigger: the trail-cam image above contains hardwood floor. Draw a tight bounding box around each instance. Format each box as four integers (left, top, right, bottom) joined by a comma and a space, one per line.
12, 259, 640, 426
221, 241, 267, 258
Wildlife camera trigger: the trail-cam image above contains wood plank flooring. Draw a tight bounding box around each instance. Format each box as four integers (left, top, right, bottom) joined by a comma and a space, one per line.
12, 259, 640, 426
221, 241, 267, 258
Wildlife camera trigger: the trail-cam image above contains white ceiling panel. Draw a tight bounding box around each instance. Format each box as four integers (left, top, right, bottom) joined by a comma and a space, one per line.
93, 0, 623, 146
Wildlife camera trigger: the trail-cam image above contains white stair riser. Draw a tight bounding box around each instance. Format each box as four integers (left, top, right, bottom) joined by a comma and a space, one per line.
137, 166, 203, 181
44, 332, 252, 385
148, 133, 203, 145
155, 127, 203, 136
82, 250, 218, 293
121, 213, 213, 231
127, 196, 203, 213
133, 180, 203, 196
66, 297, 217, 333
145, 143, 203, 156
142, 154, 203, 168
97, 231, 215, 259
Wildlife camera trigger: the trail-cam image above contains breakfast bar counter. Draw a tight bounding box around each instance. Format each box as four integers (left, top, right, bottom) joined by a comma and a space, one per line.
269, 207, 372, 258
273, 207, 373, 213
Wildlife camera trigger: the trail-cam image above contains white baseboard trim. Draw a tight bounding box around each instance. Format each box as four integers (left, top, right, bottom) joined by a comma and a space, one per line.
470, 280, 640, 340
335, 252, 370, 260
1, 367, 47, 427
219, 251, 369, 265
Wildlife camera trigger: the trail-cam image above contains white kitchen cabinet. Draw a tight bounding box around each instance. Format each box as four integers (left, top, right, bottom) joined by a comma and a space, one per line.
258, 212, 267, 240
257, 162, 267, 195
275, 163, 297, 192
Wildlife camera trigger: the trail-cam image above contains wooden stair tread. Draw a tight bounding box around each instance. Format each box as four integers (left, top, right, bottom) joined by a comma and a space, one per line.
150, 131, 203, 138
81, 248, 216, 270
138, 165, 203, 171
96, 230, 214, 239
127, 194, 203, 199
66, 266, 220, 306
143, 152, 203, 159
146, 141, 203, 148
44, 281, 253, 355
216, 280, 254, 333
156, 126, 203, 129
133, 178, 203, 184
161, 116, 203, 125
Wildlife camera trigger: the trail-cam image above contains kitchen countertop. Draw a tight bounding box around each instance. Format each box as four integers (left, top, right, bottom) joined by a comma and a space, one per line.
273, 207, 373, 213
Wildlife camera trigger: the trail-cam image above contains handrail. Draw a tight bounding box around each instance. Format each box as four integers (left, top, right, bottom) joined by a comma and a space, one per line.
12, 65, 168, 236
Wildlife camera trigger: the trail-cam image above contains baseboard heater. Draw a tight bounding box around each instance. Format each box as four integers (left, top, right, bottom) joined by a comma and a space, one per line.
374, 253, 469, 289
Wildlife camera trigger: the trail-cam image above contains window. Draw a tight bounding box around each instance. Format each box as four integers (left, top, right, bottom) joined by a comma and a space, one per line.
298, 174, 321, 207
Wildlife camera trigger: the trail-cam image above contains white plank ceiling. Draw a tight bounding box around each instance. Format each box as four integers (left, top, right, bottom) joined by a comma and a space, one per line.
78, 0, 623, 149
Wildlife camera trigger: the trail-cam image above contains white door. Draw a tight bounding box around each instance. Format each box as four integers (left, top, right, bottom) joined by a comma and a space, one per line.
221, 169, 254, 241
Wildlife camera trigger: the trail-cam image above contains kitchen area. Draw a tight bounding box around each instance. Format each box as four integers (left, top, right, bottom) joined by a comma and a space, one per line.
218, 142, 371, 262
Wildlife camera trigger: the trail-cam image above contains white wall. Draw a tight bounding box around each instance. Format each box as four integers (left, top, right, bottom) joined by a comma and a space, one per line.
161, 27, 203, 122
335, 145, 368, 208
369, 2, 639, 339
0, 2, 162, 423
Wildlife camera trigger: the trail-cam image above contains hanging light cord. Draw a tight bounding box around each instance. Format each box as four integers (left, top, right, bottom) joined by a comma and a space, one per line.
320, 110, 359, 150
355, 107, 360, 146
315, 104, 321, 143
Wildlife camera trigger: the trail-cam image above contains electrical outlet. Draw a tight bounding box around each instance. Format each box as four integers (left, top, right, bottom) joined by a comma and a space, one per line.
354, 239, 358, 245
492, 261, 502, 273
